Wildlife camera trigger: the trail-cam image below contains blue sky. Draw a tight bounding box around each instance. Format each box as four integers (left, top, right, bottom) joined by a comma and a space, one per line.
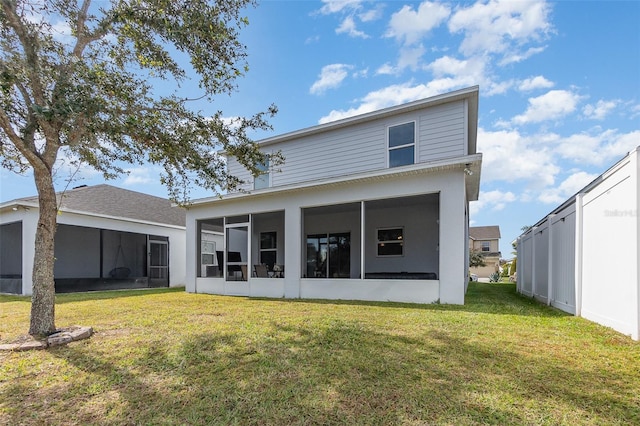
1, 0, 639, 252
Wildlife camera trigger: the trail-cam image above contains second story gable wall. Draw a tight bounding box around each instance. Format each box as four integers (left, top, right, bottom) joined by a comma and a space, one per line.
470, 239, 499, 253
228, 99, 468, 191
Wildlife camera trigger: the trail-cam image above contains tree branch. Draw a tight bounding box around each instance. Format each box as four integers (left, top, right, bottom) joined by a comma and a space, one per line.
1, 0, 46, 108
0, 104, 45, 168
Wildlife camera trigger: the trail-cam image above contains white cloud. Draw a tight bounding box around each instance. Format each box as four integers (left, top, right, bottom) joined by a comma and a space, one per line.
583, 99, 619, 120
358, 6, 383, 22
319, 72, 509, 123
336, 16, 368, 38
448, 0, 552, 59
310, 64, 353, 95
538, 171, 598, 204
385, 1, 450, 45
513, 90, 583, 124
470, 189, 517, 217
499, 46, 547, 66
397, 45, 426, 71
319, 0, 362, 15
602, 130, 640, 158
305, 35, 320, 44
427, 55, 482, 79
318, 81, 457, 123
551, 129, 640, 166
352, 68, 368, 78
318, 0, 379, 38
375, 63, 397, 76
477, 127, 560, 188
425, 55, 512, 95
518, 76, 554, 92
122, 167, 156, 186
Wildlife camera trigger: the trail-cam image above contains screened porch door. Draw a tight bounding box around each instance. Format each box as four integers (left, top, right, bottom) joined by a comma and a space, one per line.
148, 240, 169, 287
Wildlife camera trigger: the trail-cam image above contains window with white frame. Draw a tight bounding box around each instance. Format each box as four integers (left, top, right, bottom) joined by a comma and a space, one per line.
377, 227, 404, 256
259, 231, 277, 270
388, 122, 415, 168
481, 241, 490, 252
254, 157, 270, 189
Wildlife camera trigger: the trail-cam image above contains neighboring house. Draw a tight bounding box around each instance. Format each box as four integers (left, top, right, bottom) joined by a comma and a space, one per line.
185, 86, 481, 304
0, 184, 186, 295
516, 146, 640, 340
469, 225, 501, 278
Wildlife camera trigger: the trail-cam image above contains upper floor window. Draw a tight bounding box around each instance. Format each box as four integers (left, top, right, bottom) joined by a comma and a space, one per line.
481, 241, 490, 252
388, 122, 415, 168
254, 157, 270, 190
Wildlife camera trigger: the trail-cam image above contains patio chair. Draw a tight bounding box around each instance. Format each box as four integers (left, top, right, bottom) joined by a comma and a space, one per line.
253, 264, 269, 278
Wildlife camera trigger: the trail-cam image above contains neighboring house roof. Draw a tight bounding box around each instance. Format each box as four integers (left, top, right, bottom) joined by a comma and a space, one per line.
469, 225, 501, 240
3, 184, 185, 227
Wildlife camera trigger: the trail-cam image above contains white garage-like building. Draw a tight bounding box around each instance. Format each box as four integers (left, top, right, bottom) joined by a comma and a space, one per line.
0, 184, 186, 294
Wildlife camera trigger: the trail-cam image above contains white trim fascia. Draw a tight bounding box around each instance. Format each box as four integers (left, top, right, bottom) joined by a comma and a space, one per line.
0, 200, 39, 212
0, 203, 186, 230
57, 208, 186, 230
189, 153, 482, 207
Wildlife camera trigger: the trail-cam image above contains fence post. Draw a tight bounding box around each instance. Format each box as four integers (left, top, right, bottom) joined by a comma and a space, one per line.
574, 194, 584, 317
548, 214, 556, 306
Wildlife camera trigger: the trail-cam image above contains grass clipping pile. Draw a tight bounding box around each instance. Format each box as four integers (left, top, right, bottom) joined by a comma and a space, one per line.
0, 326, 93, 351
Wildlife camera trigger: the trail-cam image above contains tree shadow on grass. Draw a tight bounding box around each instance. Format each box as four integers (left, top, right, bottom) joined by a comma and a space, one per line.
167, 322, 638, 425
2, 317, 637, 425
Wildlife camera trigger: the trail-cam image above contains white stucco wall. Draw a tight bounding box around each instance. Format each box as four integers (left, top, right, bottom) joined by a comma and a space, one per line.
186, 167, 469, 305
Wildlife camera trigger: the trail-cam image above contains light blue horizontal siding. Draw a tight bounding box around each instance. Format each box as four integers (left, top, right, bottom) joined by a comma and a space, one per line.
270, 121, 387, 187
418, 101, 466, 162
227, 99, 467, 190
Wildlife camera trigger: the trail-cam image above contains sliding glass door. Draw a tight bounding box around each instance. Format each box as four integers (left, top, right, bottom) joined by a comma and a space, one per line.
306, 233, 350, 278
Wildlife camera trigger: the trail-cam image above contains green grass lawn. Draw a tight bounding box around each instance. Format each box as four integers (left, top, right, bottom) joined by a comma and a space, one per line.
1, 283, 638, 425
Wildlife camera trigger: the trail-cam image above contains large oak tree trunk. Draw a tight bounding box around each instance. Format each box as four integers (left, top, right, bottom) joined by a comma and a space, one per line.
29, 166, 58, 337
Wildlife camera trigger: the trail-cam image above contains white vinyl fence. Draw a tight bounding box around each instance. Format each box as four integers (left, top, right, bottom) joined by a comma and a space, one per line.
517, 147, 639, 340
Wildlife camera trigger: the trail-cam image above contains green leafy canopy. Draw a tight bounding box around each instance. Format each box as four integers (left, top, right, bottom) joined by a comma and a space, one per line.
0, 0, 279, 203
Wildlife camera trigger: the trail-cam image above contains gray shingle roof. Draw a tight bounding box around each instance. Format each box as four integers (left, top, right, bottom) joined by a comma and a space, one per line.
17, 184, 185, 227
469, 225, 501, 240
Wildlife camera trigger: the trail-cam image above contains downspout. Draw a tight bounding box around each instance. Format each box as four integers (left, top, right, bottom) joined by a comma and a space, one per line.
575, 193, 584, 317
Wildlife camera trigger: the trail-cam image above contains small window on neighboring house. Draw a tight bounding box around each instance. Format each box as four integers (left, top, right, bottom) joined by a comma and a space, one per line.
388, 122, 415, 168
482, 241, 490, 252
254, 157, 270, 190
377, 227, 404, 256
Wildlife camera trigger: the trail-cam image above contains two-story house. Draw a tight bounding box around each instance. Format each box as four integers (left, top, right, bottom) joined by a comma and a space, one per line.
469, 225, 501, 278
185, 86, 481, 304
